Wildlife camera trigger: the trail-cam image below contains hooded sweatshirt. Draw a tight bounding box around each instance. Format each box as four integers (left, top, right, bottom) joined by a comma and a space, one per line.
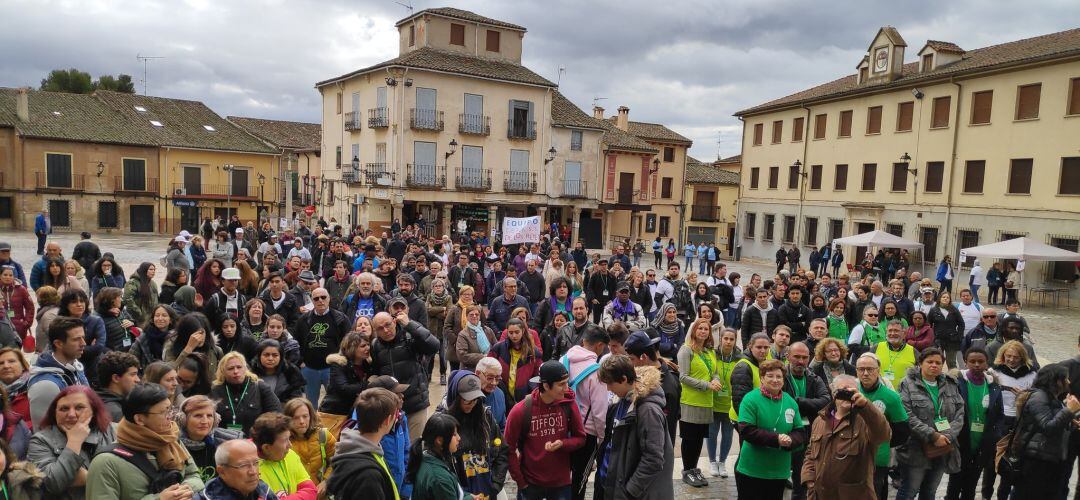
327, 429, 399, 500
27, 351, 88, 427
504, 387, 586, 489
564, 345, 609, 437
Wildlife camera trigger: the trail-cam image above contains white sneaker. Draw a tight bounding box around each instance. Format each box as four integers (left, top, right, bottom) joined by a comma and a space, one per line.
709, 461, 721, 477
717, 462, 729, 478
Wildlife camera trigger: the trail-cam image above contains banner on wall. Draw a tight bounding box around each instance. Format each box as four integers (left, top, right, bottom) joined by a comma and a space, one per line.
501, 216, 541, 244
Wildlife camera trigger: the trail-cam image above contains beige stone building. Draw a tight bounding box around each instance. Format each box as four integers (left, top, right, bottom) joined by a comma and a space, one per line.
315, 7, 692, 249
735, 27, 1080, 286
684, 155, 741, 257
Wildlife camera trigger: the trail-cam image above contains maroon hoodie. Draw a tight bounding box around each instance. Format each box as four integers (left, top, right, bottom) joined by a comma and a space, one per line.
504, 387, 586, 488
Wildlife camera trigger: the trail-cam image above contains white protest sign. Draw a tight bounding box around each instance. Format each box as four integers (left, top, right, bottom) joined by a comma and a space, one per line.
501, 216, 541, 245
279, 218, 290, 230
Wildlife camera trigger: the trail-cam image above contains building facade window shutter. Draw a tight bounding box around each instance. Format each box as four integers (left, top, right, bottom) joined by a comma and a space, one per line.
971, 90, 993, 124
861, 163, 877, 191
792, 117, 804, 141
839, 110, 853, 137
922, 53, 933, 71
964, 160, 985, 193
486, 30, 500, 52
753, 123, 763, 145
1015, 84, 1041, 120
772, 120, 783, 144
745, 213, 756, 238
750, 167, 760, 189
663, 147, 674, 162
788, 165, 799, 189
814, 114, 827, 139
1069, 78, 1080, 116
768, 166, 779, 189
866, 106, 882, 134
931, 96, 951, 128
1061, 157, 1080, 195
891, 163, 908, 192
834, 164, 848, 190
450, 24, 465, 45
924, 161, 944, 192
809, 164, 822, 190
897, 101, 914, 131
1008, 158, 1033, 194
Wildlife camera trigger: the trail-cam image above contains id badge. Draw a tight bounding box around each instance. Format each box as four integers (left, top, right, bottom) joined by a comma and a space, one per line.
882, 371, 895, 383
801, 417, 810, 426
227, 423, 243, 431
934, 417, 950, 431
602, 290, 609, 297
970, 422, 985, 433
122, 337, 132, 348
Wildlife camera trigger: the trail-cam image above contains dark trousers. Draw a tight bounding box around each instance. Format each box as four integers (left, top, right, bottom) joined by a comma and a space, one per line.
1015, 457, 1070, 500
735, 471, 786, 500
945, 454, 984, 500
653, 252, 662, 269
791, 451, 806, 500
591, 474, 605, 500
570, 434, 598, 500
988, 285, 1002, 304
590, 305, 604, 325
873, 466, 889, 500
519, 485, 572, 500
35, 233, 46, 255
680, 421, 709, 470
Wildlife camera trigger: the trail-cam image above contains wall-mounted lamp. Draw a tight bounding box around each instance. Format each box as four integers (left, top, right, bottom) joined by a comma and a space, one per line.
793, 159, 808, 178
352, 155, 360, 171
95, 161, 105, 177
649, 157, 660, 174
911, 88, 924, 99
901, 152, 917, 175
404, 78, 414, 87
544, 146, 557, 164
257, 173, 266, 185
445, 139, 458, 159
385, 77, 397, 86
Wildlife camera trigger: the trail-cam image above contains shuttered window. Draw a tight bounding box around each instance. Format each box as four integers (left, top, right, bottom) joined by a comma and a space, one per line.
814, 114, 827, 139
897, 101, 914, 131
971, 90, 993, 124
1069, 78, 1080, 116
861, 163, 877, 191
763, 214, 775, 241
98, 201, 119, 229
792, 117, 804, 141
744, 213, 756, 239
450, 24, 465, 45
922, 53, 933, 71
931, 96, 951, 128
663, 147, 674, 162
753, 123, 763, 146
834, 164, 848, 190
750, 167, 760, 189
963, 160, 985, 194
1008, 158, 1033, 194
838, 110, 853, 137
891, 163, 908, 192
768, 166, 779, 189
809, 164, 822, 190
486, 30, 500, 52
788, 164, 799, 189
772, 120, 783, 144
924, 161, 944, 193
1061, 157, 1080, 195
866, 106, 882, 134
1015, 84, 1041, 120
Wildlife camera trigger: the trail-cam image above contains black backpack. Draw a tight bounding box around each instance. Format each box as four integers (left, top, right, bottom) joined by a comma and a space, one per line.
105, 445, 184, 493
667, 278, 693, 313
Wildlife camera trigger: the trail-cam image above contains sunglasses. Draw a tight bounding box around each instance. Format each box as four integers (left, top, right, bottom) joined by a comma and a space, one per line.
866, 314, 878, 317
312, 296, 329, 301
982, 315, 996, 319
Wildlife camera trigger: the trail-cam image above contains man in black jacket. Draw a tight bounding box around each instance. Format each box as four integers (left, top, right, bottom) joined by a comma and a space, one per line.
783, 342, 831, 500
777, 286, 812, 342
259, 269, 300, 331
554, 297, 605, 359
294, 287, 351, 405
742, 289, 780, 348
586, 259, 615, 324
624, 331, 680, 441
447, 252, 477, 296
370, 310, 439, 440
201, 267, 247, 335
327, 388, 401, 500
71, 232, 101, 277
391, 274, 428, 326
519, 258, 547, 317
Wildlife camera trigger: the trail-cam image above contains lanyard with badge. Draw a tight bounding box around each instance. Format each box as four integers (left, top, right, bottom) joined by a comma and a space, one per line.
883, 346, 904, 384
968, 380, 989, 433
226, 380, 250, 430
717, 350, 734, 398
922, 379, 951, 432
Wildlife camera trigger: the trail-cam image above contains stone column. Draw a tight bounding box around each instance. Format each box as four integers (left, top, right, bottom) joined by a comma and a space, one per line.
537, 206, 548, 235
488, 205, 499, 243
441, 204, 452, 238
571, 206, 582, 245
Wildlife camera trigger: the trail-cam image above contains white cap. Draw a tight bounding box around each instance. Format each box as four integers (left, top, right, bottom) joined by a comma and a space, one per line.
173, 236, 187, 243
222, 268, 241, 280
235, 227, 244, 234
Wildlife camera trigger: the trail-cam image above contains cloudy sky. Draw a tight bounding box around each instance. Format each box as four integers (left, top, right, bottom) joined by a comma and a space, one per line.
3, 0, 1078, 160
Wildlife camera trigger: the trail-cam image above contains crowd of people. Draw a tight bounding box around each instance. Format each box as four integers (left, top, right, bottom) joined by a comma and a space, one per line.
0, 214, 1074, 500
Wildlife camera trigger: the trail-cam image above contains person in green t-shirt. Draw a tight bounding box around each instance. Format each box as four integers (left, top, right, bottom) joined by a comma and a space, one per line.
735, 359, 806, 500
856, 352, 910, 500
944, 347, 1005, 500
252, 412, 318, 499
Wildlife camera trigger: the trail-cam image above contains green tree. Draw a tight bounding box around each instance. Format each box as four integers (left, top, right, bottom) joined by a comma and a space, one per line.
95, 74, 135, 93
39, 68, 94, 93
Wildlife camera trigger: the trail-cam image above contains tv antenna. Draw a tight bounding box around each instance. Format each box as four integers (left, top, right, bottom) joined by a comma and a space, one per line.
394, 0, 413, 14
556, 66, 565, 87
136, 54, 164, 95
592, 96, 607, 108
717, 131, 723, 161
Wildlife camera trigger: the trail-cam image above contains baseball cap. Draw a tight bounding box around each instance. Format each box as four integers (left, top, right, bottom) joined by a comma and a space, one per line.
368, 375, 409, 394
173, 236, 187, 243
299, 270, 317, 283
234, 227, 244, 234
921, 287, 935, 295
221, 268, 241, 280
178, 230, 192, 239
538, 360, 569, 385
0, 242, 10, 251
456, 373, 486, 402
597, 258, 608, 265
387, 296, 409, 310
623, 331, 661, 354
615, 281, 631, 293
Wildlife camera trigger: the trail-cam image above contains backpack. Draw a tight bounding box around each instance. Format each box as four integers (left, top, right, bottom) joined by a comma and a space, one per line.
105, 445, 184, 494
995, 390, 1032, 480
666, 278, 692, 314
316, 428, 329, 482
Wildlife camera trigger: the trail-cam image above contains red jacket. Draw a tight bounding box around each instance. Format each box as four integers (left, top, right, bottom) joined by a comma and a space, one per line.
504, 387, 586, 489
489, 340, 542, 403
905, 324, 935, 352
0, 283, 33, 337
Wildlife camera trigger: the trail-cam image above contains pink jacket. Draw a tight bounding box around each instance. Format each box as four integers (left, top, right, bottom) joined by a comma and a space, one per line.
563, 345, 609, 437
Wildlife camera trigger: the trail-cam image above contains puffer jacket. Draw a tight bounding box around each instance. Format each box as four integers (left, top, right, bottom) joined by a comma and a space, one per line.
291, 427, 337, 484
121, 273, 158, 326
600, 366, 675, 500
896, 367, 965, 473
1016, 388, 1076, 463
319, 353, 370, 416
928, 305, 964, 347
369, 320, 440, 415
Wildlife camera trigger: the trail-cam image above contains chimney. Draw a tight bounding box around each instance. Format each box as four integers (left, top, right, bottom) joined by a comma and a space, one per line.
592, 106, 605, 120
615, 106, 629, 131
16, 87, 29, 123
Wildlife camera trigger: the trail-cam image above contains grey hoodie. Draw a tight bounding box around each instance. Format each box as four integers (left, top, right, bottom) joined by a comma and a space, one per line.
336, 427, 385, 457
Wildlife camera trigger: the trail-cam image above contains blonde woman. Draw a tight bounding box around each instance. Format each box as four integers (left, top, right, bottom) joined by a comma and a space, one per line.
64, 259, 90, 295
991, 340, 1036, 422
564, 260, 585, 298
444, 284, 482, 372
208, 351, 281, 435
678, 317, 721, 487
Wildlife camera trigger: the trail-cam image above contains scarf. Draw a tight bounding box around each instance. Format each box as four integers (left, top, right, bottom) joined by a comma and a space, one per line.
966, 370, 987, 385
469, 320, 490, 353
428, 289, 452, 308
611, 298, 636, 321
116, 418, 188, 471
457, 299, 474, 331
652, 303, 680, 338
995, 363, 1032, 379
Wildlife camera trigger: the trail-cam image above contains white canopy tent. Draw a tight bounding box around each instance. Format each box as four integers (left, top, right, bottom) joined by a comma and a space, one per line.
960, 237, 1080, 299
832, 230, 924, 249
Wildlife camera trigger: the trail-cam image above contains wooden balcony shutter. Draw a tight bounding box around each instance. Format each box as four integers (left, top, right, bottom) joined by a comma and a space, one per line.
749, 167, 759, 189
1008, 159, 1033, 194
866, 106, 882, 134
1070, 78, 1080, 115
768, 167, 779, 189
450, 24, 465, 45
931, 96, 951, 128
861, 163, 877, 191
964, 160, 985, 193
971, 90, 993, 124
834, 164, 848, 190
772, 120, 783, 144
753, 123, 763, 146
814, 114, 827, 139
839, 110, 853, 137
809, 165, 822, 190
924, 161, 944, 192
897, 101, 914, 131
792, 117, 804, 141
1061, 157, 1080, 195
1016, 84, 1041, 120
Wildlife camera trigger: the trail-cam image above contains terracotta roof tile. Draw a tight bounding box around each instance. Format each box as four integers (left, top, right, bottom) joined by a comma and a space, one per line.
924, 40, 965, 54
396, 7, 525, 31
551, 91, 605, 130
715, 154, 741, 164
624, 120, 692, 145
0, 88, 158, 146
686, 156, 740, 185
598, 120, 657, 154
738, 28, 1080, 116
317, 47, 555, 88
228, 116, 321, 150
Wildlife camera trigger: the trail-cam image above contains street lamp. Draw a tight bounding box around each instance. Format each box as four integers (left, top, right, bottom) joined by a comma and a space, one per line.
793, 159, 806, 246
650, 157, 661, 174
544, 146, 557, 165
445, 139, 458, 160
222, 164, 235, 219
95, 161, 105, 177
900, 152, 918, 205
257, 173, 266, 225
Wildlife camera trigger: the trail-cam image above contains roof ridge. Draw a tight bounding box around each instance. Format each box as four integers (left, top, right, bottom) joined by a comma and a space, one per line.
227, 115, 320, 127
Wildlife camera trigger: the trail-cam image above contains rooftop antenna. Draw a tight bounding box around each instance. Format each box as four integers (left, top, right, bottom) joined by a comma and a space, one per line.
136, 54, 164, 95
556, 66, 565, 87
394, 0, 413, 14
592, 96, 607, 108
716, 131, 723, 161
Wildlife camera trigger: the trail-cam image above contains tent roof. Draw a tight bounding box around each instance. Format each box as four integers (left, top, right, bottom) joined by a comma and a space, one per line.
960, 237, 1080, 261
832, 230, 923, 249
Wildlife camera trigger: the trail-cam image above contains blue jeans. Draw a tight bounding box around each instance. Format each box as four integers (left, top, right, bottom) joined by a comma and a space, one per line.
633, 255, 641, 268
706, 412, 735, 464
970, 284, 981, 304
301, 366, 330, 405
896, 462, 946, 500
699, 258, 707, 275
685, 256, 694, 269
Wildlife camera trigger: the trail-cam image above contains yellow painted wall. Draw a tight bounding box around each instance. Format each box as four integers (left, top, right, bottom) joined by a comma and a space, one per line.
400, 16, 523, 63
159, 148, 278, 232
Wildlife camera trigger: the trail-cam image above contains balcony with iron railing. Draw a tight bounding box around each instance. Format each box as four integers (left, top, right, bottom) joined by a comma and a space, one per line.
459, 114, 490, 136
503, 170, 536, 193
363, 163, 395, 185
114, 176, 159, 193
341, 169, 363, 185
344, 111, 361, 131
171, 183, 257, 199
507, 119, 536, 140
455, 167, 492, 191
690, 205, 723, 222
410, 109, 444, 131
561, 179, 588, 198
36, 172, 85, 191
368, 107, 389, 128
406, 164, 446, 190
617, 187, 642, 205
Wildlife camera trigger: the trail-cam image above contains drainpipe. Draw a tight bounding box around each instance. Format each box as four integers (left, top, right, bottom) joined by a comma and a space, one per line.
677, 147, 688, 247
733, 116, 745, 261
794, 106, 812, 249
943, 79, 963, 262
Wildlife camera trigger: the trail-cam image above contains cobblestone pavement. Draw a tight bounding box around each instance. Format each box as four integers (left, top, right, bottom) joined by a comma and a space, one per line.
6, 230, 1079, 498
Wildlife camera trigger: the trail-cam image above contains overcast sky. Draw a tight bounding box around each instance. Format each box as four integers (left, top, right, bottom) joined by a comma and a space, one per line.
3, 0, 1078, 160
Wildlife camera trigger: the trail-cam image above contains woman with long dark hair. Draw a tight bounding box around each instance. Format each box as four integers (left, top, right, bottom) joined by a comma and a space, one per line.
93, 287, 135, 352
488, 319, 541, 404
164, 312, 223, 378
250, 339, 304, 403
43, 258, 80, 294
408, 412, 467, 500
27, 385, 115, 499
1012, 364, 1080, 499
89, 256, 125, 299
215, 316, 256, 360
131, 305, 176, 369
120, 262, 157, 327
157, 268, 187, 306
0, 266, 33, 349
192, 258, 224, 301
441, 371, 507, 498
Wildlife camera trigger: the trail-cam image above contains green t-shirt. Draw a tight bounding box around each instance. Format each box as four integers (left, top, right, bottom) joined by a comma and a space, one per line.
966, 379, 989, 451
735, 389, 803, 480
260, 449, 312, 498
859, 381, 908, 467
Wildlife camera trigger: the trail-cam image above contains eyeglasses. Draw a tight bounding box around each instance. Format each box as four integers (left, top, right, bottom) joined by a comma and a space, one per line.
223, 461, 260, 471
982, 315, 996, 319
312, 296, 329, 301
856, 367, 878, 373
865, 314, 878, 317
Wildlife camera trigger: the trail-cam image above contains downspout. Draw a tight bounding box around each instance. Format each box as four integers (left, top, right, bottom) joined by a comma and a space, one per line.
677, 145, 687, 246
794, 106, 812, 249
943, 79, 963, 262
734, 116, 745, 260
